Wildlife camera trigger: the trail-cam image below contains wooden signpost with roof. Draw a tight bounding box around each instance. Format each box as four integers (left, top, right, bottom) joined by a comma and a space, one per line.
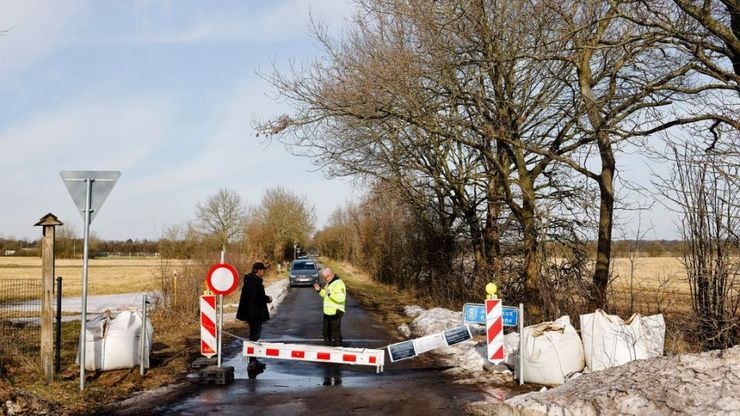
35, 213, 63, 384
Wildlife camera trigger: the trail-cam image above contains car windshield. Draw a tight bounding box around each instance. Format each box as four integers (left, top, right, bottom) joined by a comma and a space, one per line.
292, 262, 316, 270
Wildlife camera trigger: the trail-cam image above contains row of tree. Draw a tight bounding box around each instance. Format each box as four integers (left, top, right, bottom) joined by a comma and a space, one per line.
261, 0, 739, 348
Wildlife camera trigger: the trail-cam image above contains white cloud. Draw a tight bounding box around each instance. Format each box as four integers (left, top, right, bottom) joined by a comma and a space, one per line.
0, 0, 89, 81
0, 94, 174, 239
139, 0, 355, 44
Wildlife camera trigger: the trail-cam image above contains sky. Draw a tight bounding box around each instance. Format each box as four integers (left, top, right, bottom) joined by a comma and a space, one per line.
0, 0, 364, 241
0, 0, 687, 242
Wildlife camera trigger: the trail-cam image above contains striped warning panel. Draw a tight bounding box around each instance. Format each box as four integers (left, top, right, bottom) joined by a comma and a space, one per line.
200, 295, 217, 358
243, 341, 385, 373
485, 299, 504, 364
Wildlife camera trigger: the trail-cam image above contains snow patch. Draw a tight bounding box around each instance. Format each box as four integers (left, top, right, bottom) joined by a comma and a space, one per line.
224, 279, 290, 322
404, 305, 425, 317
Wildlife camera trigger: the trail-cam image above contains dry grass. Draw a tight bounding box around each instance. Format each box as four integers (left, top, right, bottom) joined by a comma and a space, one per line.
0, 257, 189, 297
610, 257, 688, 292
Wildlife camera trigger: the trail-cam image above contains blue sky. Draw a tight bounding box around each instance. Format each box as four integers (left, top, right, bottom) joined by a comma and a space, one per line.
0, 0, 687, 242
0, 0, 362, 240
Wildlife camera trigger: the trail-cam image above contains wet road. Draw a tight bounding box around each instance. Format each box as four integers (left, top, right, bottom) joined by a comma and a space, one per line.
145, 285, 485, 415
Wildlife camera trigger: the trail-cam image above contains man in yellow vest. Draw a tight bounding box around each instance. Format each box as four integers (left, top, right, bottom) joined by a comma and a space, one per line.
313, 267, 346, 346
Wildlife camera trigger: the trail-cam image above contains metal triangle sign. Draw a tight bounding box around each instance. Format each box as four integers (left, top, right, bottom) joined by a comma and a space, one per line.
60, 171, 121, 223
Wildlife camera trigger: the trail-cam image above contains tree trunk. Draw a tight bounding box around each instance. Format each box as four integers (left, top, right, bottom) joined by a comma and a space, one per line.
592, 133, 616, 308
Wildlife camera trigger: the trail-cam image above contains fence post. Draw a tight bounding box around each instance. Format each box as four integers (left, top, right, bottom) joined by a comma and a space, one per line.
56, 276, 63, 375
140, 294, 148, 376
35, 213, 63, 384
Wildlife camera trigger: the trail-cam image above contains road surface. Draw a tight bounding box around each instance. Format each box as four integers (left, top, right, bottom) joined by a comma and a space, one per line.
128, 285, 485, 415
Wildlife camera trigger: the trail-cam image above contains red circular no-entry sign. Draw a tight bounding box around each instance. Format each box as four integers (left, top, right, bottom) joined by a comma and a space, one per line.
206, 263, 239, 295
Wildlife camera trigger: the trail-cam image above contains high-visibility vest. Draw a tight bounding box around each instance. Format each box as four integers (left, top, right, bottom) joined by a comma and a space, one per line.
319, 276, 346, 316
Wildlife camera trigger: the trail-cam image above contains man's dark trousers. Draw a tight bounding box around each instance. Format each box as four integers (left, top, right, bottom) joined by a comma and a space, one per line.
248, 320, 262, 364
322, 311, 343, 347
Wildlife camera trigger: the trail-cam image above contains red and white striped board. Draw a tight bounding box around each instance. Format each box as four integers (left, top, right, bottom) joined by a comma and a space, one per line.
486, 298, 504, 364
243, 341, 385, 373
200, 295, 217, 358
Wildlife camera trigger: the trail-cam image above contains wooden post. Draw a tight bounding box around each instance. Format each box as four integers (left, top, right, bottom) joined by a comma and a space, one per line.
35, 213, 63, 384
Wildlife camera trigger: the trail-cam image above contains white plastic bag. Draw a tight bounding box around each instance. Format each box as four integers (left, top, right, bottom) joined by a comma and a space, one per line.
521, 316, 585, 385
580, 310, 648, 372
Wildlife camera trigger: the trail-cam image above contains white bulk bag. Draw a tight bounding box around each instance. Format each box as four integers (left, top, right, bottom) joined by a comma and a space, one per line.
78, 310, 154, 371
79, 313, 110, 371
580, 310, 648, 372
521, 316, 585, 385
639, 313, 666, 358
503, 332, 520, 368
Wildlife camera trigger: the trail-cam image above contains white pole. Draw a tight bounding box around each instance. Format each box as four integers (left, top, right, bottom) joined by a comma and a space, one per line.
519, 303, 524, 385
217, 250, 224, 367
79, 178, 92, 391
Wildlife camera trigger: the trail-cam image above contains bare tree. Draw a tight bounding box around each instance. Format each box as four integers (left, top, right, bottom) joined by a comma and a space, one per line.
612, 0, 739, 92
195, 188, 247, 252
655, 136, 740, 349
252, 187, 316, 260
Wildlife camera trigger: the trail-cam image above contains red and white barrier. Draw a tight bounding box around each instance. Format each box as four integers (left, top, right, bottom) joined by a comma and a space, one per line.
486, 298, 504, 364
243, 341, 385, 373
200, 295, 217, 358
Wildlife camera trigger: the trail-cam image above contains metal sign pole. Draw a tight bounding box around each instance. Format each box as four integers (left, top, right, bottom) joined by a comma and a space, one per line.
518, 303, 524, 385
140, 294, 147, 376
217, 250, 224, 367
79, 178, 92, 391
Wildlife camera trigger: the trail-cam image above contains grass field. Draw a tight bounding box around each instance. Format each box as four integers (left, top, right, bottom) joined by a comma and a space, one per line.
0, 257, 184, 297
0, 255, 692, 298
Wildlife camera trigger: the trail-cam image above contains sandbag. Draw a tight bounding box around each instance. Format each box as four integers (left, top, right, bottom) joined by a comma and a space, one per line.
580, 310, 648, 372
77, 310, 153, 371
521, 316, 585, 385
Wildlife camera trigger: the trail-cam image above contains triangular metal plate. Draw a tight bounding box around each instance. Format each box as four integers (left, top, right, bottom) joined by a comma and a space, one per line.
60, 171, 121, 223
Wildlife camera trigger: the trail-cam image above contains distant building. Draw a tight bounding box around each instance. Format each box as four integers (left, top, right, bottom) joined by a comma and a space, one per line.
4, 250, 16, 256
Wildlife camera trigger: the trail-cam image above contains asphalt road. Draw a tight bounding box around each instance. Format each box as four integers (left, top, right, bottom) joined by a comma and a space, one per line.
137, 284, 485, 415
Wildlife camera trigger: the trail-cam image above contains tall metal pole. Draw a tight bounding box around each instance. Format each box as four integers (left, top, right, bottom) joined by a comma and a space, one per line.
79, 178, 92, 390
140, 294, 147, 376
519, 303, 524, 385
218, 250, 224, 367
55, 276, 62, 375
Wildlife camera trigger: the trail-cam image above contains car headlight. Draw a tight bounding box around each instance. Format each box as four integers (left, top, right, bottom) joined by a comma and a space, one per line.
289, 274, 296, 278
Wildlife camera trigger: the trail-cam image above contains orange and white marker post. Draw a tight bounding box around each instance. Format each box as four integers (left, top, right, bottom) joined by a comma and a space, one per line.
200, 295, 217, 358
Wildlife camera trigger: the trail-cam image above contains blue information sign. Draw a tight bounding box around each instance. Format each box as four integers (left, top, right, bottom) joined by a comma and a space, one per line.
462, 303, 518, 327
463, 303, 486, 324
502, 307, 519, 327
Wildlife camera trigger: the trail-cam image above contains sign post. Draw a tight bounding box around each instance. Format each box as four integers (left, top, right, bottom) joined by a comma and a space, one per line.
60, 170, 119, 391
205, 261, 238, 367
34, 213, 63, 384
518, 303, 524, 385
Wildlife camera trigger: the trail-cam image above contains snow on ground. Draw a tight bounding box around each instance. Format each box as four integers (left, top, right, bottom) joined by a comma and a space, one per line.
401, 305, 514, 383
224, 279, 290, 322
486, 344, 740, 416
